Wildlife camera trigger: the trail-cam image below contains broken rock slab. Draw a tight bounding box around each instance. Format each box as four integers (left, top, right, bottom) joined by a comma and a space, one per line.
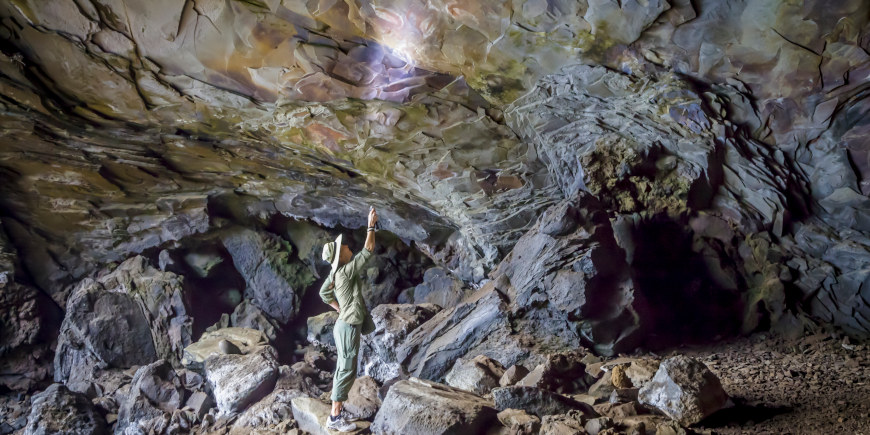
232, 388, 306, 431
638, 355, 728, 426
371, 377, 498, 435
291, 397, 370, 435
499, 364, 530, 387
206, 345, 280, 416
496, 408, 541, 434
116, 360, 184, 434
492, 386, 598, 418
516, 351, 597, 394
445, 354, 506, 395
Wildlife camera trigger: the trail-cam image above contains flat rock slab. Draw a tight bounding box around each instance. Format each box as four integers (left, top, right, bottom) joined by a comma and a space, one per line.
206, 345, 279, 416
291, 397, 370, 435
492, 386, 598, 418
182, 327, 269, 371
371, 377, 497, 434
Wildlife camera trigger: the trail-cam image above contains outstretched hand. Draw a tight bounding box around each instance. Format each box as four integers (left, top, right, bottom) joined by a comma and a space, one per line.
368, 206, 378, 228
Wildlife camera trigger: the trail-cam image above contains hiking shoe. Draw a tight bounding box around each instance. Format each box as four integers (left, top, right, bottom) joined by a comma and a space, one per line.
326, 414, 356, 432
340, 409, 362, 422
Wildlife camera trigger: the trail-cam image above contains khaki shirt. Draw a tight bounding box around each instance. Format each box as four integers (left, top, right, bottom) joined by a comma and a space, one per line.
319, 249, 372, 325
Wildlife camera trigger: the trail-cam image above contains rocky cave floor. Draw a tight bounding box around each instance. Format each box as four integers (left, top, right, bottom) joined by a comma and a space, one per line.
684, 332, 870, 435
2, 330, 867, 435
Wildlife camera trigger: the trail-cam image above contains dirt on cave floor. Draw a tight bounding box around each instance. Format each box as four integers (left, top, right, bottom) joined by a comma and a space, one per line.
662, 331, 870, 435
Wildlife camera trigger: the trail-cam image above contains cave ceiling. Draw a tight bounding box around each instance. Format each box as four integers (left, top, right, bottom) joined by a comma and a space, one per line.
0, 0, 868, 334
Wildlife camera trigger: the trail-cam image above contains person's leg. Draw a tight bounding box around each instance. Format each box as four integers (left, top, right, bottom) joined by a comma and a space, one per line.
331, 320, 360, 415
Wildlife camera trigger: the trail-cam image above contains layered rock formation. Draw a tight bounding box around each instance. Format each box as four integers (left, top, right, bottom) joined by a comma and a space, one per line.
0, 0, 869, 432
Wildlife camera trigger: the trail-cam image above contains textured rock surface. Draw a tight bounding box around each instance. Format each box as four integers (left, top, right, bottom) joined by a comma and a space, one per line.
444, 354, 506, 396
116, 360, 184, 434
396, 286, 530, 382
499, 365, 530, 388
54, 274, 158, 391
54, 256, 193, 394
0, 281, 60, 391
496, 408, 541, 435
515, 351, 597, 394
638, 356, 728, 426
205, 345, 280, 416
344, 375, 381, 421
492, 386, 598, 418
229, 299, 281, 343
23, 384, 107, 435
221, 227, 315, 324
359, 303, 441, 383
371, 377, 498, 435
232, 388, 304, 431
398, 267, 467, 308
306, 311, 338, 350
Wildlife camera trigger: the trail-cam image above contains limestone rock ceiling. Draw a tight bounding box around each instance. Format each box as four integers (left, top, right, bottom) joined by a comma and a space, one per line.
0, 1, 868, 336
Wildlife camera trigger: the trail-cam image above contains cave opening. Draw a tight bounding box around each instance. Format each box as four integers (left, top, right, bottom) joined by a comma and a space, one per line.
627, 214, 745, 350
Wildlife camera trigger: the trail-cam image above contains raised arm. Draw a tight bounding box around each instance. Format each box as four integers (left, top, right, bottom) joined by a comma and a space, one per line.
365, 206, 378, 253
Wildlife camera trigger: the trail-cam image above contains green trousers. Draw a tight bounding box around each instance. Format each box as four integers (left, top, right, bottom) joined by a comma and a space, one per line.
332, 319, 361, 402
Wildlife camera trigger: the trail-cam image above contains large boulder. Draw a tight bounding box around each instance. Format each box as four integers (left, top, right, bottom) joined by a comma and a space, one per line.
116, 360, 185, 434
205, 345, 280, 416
221, 228, 315, 324
54, 281, 157, 392
491, 386, 598, 418
371, 378, 498, 435
54, 256, 193, 393
359, 303, 441, 383
445, 354, 506, 395
638, 356, 728, 426
24, 383, 107, 435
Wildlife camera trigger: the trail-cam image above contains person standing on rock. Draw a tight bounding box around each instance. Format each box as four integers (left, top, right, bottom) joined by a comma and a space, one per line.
319, 206, 378, 432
